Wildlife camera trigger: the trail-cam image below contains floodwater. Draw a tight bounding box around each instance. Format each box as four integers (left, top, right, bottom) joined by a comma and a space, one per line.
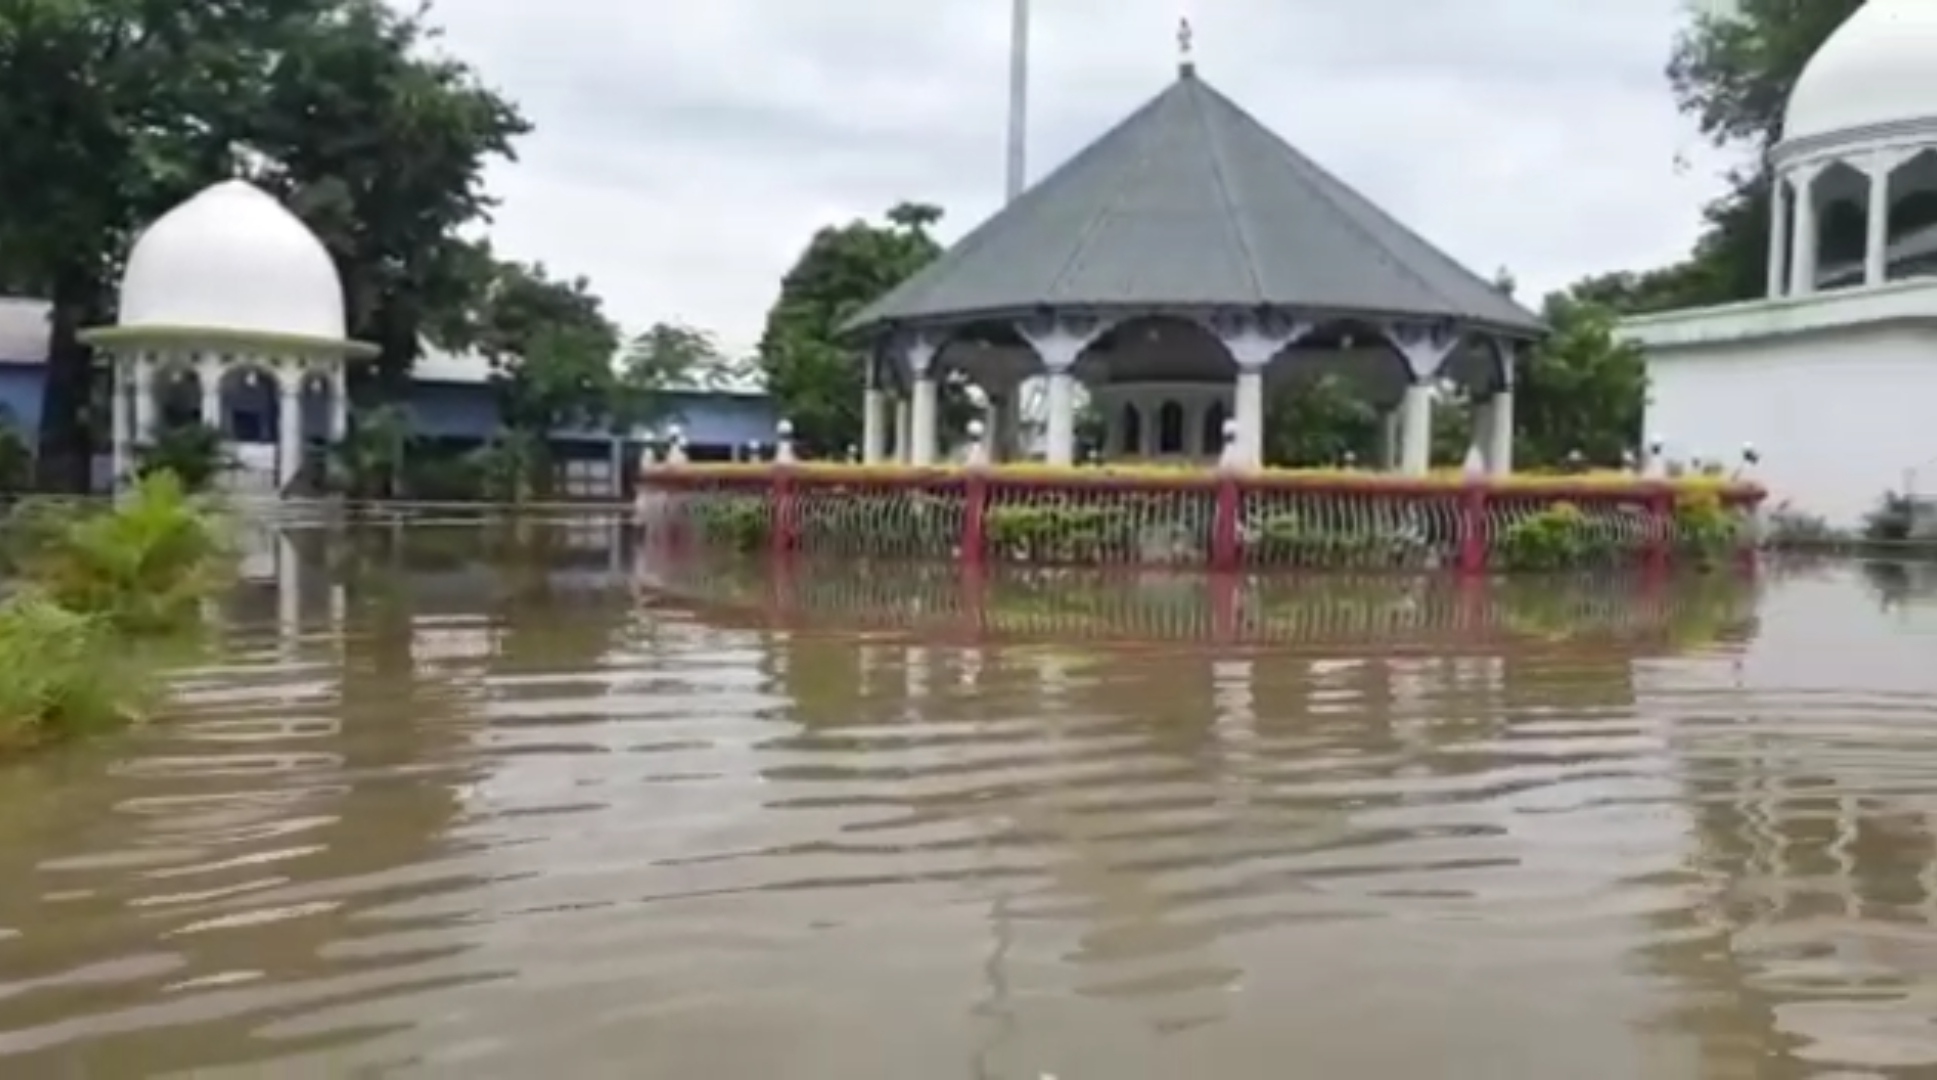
4, 523, 1937, 1078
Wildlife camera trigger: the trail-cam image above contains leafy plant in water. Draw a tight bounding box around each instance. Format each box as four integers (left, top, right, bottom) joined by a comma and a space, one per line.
23, 471, 230, 635
0, 592, 151, 752
1674, 489, 1738, 569
983, 503, 1133, 562
1248, 513, 1423, 568
1495, 502, 1603, 571
693, 496, 770, 551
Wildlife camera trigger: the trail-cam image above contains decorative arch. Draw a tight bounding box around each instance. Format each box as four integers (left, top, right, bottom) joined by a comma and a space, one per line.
1201, 399, 1227, 455
1157, 400, 1185, 454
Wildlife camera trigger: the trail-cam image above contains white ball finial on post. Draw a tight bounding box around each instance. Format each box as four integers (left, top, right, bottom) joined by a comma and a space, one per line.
965, 418, 989, 467
775, 418, 796, 464
1217, 417, 1241, 471
666, 424, 687, 465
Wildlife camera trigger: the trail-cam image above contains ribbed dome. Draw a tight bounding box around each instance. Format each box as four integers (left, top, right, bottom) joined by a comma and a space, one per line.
116, 180, 347, 341
1783, 0, 1937, 145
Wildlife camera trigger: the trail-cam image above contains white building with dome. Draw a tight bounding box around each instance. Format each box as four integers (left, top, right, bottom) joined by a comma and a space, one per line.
1623, 0, 1937, 530
82, 179, 373, 495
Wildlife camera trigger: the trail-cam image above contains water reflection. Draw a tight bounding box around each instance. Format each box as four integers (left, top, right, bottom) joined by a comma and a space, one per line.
0, 526, 1935, 1076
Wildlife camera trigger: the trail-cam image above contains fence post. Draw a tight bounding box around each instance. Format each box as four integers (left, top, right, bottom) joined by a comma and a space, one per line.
1457, 480, 1488, 575
961, 420, 989, 570
1644, 486, 1673, 574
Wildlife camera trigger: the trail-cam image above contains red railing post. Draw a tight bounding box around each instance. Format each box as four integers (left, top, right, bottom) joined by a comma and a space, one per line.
771, 466, 798, 559
1457, 480, 1488, 575
1211, 472, 1241, 571
1643, 486, 1672, 575
962, 468, 988, 569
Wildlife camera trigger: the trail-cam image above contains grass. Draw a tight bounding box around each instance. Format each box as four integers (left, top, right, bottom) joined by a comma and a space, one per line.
0, 471, 230, 757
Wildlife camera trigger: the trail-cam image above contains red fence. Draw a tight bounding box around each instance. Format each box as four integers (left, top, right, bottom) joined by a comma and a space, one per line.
636, 465, 1765, 574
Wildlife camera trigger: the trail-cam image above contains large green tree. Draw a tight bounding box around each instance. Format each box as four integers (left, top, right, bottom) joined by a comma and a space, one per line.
0, 0, 526, 489
757, 202, 943, 455
1513, 295, 1648, 468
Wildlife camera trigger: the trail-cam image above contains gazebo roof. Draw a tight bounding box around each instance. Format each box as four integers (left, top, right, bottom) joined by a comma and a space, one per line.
844, 66, 1541, 338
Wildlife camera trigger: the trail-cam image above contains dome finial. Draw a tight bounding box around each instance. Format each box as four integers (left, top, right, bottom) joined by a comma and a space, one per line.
1177, 16, 1194, 77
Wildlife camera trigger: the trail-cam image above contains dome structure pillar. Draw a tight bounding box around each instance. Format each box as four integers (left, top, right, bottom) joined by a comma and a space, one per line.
861, 352, 888, 464
1786, 162, 1824, 296
1766, 180, 1788, 297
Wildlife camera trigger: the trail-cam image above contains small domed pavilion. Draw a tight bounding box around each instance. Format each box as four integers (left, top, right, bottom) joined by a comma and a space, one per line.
841, 53, 1542, 474
81, 179, 375, 493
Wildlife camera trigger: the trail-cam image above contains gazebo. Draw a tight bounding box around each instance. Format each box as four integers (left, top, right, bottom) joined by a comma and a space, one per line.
81, 179, 375, 495
841, 56, 1542, 474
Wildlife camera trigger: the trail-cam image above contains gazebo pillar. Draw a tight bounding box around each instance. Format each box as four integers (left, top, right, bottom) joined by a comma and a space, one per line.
1018, 315, 1110, 466
906, 335, 940, 465
893, 396, 911, 463
1383, 322, 1460, 476
276, 376, 304, 488
197, 355, 223, 429
861, 355, 888, 464
1215, 314, 1309, 468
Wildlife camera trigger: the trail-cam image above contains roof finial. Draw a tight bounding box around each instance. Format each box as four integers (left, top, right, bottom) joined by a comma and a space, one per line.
1177, 16, 1194, 77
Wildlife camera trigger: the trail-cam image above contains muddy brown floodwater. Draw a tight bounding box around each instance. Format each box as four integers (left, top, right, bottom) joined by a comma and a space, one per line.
5, 521, 1937, 1078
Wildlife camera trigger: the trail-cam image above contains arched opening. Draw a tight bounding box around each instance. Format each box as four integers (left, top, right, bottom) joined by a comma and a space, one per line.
219, 363, 281, 443
1119, 402, 1143, 456
1157, 400, 1185, 455
1202, 399, 1227, 455
151, 362, 206, 432
1886, 148, 1937, 283
1813, 160, 1867, 289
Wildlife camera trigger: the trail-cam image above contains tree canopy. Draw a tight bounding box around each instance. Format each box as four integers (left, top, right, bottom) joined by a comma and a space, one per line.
756, 203, 943, 455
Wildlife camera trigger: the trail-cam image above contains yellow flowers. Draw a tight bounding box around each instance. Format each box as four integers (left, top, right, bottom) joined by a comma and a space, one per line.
647, 460, 1760, 497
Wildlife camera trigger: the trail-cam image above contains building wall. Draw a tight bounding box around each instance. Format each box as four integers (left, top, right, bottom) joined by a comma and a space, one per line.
0, 364, 777, 453
1643, 324, 1937, 528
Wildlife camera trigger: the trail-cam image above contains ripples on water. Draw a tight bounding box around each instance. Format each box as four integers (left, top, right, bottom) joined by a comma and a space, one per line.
3, 527, 1937, 1077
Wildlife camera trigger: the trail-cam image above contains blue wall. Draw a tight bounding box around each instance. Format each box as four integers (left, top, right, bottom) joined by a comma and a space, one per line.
0, 363, 776, 450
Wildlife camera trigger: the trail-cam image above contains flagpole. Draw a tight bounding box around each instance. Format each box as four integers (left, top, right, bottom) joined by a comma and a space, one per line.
1005, 0, 1028, 202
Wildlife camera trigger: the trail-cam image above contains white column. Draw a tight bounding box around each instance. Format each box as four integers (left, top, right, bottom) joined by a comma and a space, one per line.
1486, 389, 1513, 476
1789, 163, 1822, 296
893, 396, 911, 463
276, 376, 303, 489
1017, 316, 1111, 467
197, 355, 223, 431
862, 387, 887, 463
1379, 407, 1401, 470
907, 335, 940, 466
1043, 369, 1075, 464
329, 364, 349, 442
1766, 177, 1787, 298
131, 357, 157, 445
1399, 382, 1433, 475
1382, 322, 1461, 476
1865, 156, 1893, 288
1218, 315, 1312, 468
110, 355, 130, 486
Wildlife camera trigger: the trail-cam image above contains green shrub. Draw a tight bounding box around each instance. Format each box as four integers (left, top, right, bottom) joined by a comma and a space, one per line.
692, 496, 770, 551
1674, 490, 1739, 569
0, 592, 152, 752
1248, 513, 1422, 567
983, 504, 1134, 561
0, 425, 31, 494
136, 423, 234, 492
21, 471, 230, 635
1495, 502, 1606, 570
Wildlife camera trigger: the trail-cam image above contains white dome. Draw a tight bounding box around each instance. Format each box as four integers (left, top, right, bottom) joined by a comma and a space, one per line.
1783, 0, 1937, 145
116, 179, 347, 341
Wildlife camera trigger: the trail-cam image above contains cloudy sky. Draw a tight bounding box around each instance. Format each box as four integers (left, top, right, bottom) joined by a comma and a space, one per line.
431, 0, 1742, 356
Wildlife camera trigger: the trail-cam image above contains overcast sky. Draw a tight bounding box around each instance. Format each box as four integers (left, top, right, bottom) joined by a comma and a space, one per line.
431, 0, 1741, 356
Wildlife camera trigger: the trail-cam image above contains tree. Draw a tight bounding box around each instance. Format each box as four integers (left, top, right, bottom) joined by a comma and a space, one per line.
0, 0, 527, 489
617, 321, 731, 433
757, 202, 943, 455
470, 260, 621, 438
1262, 374, 1381, 467
1512, 294, 1647, 469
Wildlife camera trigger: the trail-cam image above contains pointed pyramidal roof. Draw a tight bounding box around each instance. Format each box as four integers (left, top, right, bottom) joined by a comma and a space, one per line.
845, 67, 1540, 337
